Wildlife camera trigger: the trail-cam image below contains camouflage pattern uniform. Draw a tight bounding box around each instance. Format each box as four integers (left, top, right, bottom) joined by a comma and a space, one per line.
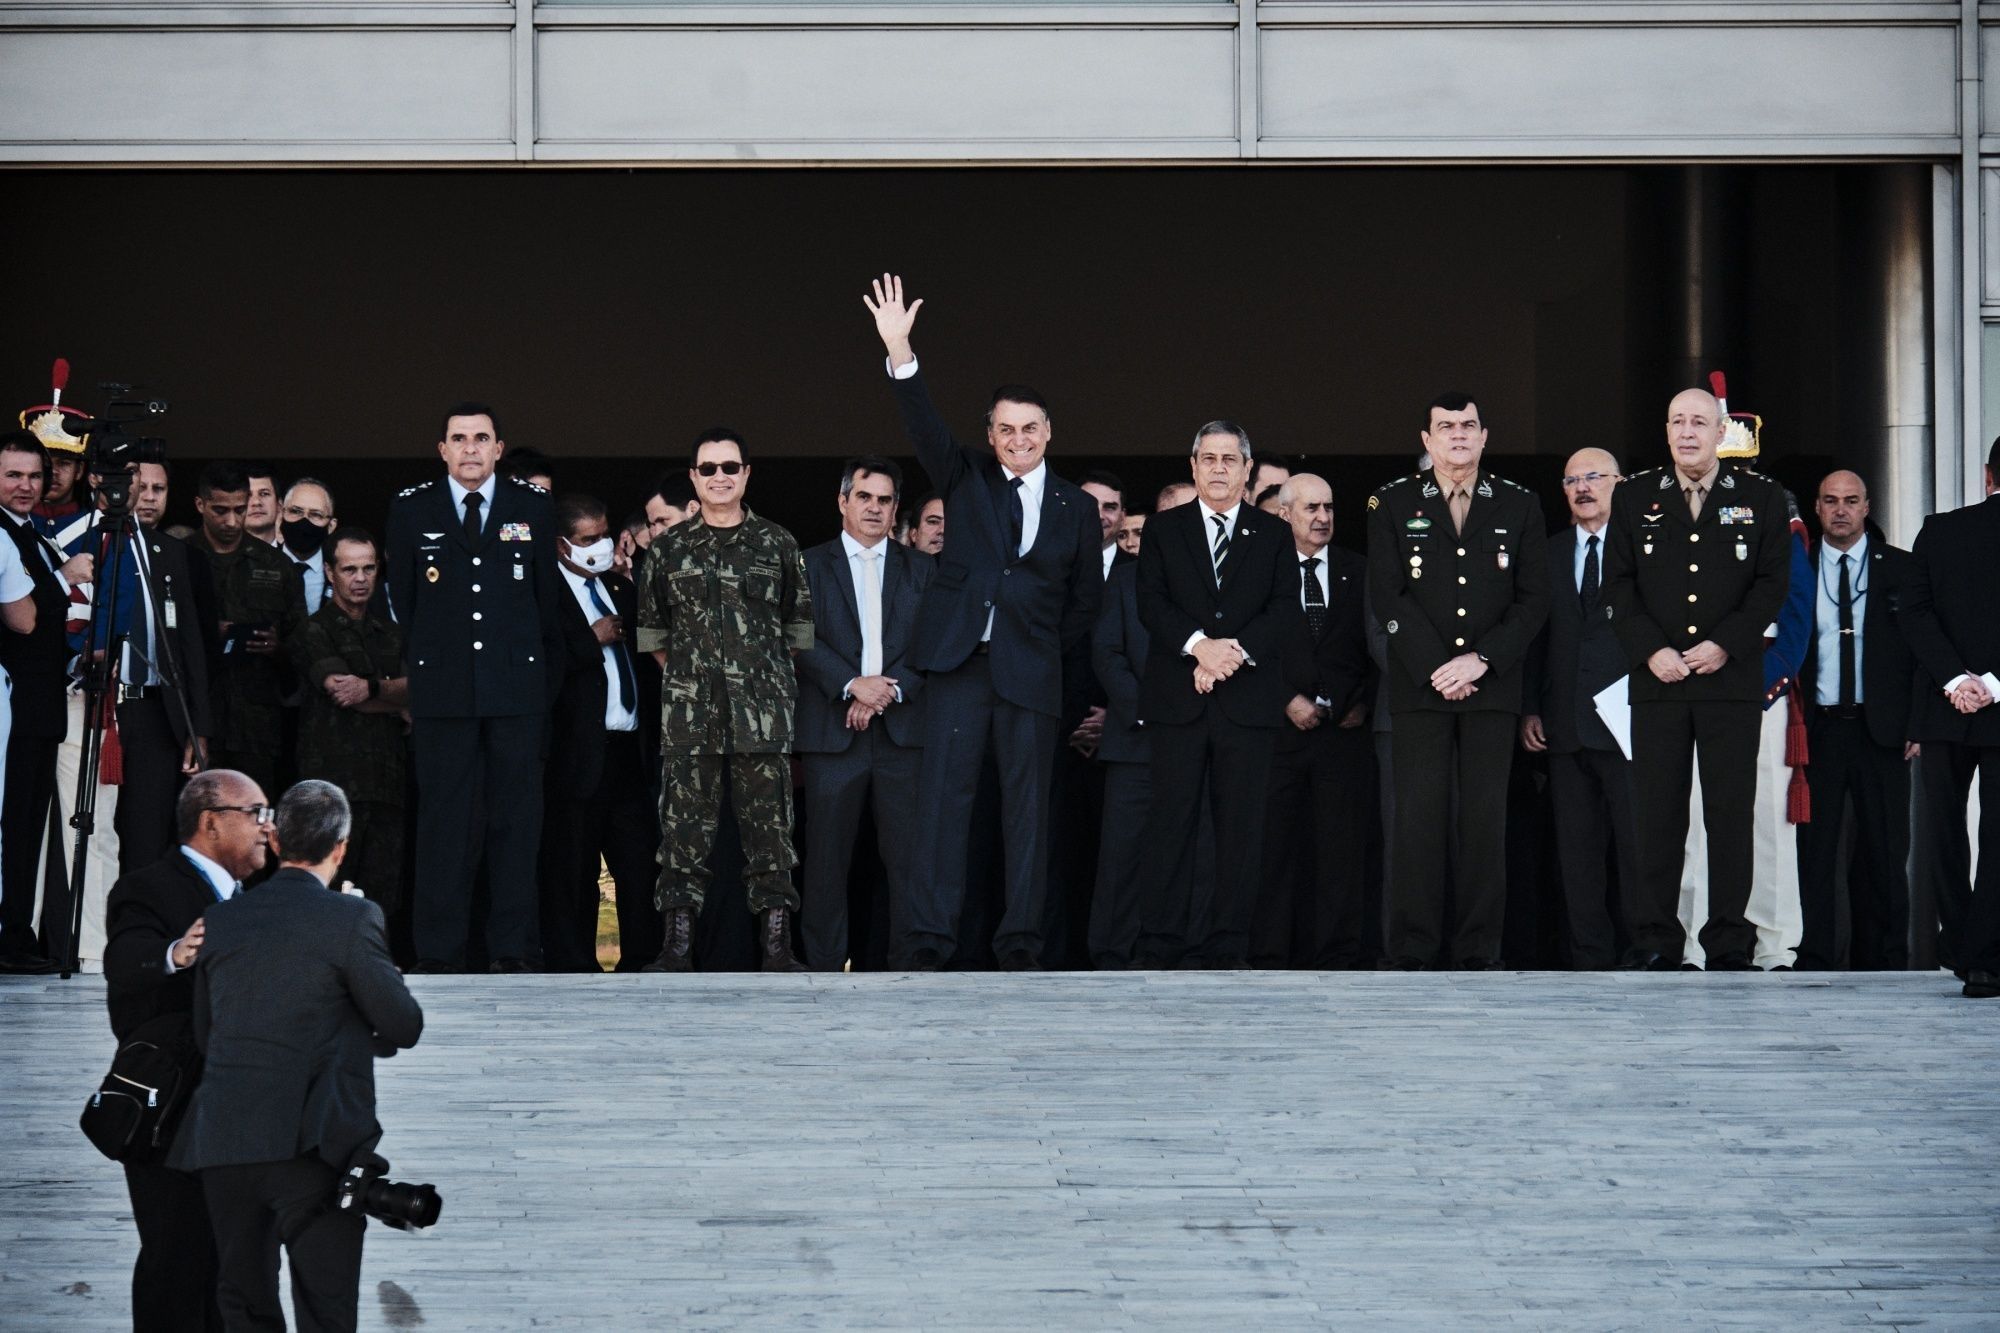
635, 509, 814, 914
288, 601, 408, 912
190, 534, 304, 792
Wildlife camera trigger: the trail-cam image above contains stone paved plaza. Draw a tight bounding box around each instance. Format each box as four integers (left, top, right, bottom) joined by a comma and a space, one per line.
3, 971, 1997, 1329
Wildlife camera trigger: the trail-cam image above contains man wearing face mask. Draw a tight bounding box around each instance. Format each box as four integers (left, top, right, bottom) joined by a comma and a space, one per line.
278, 479, 337, 612
541, 493, 661, 972
290, 529, 410, 948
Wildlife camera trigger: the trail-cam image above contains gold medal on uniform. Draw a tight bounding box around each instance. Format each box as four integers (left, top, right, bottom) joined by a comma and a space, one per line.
426, 565, 440, 583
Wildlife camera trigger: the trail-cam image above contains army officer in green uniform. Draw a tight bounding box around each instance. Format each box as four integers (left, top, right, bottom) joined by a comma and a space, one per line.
635, 428, 815, 974
289, 528, 409, 919
191, 461, 305, 792
1367, 392, 1549, 970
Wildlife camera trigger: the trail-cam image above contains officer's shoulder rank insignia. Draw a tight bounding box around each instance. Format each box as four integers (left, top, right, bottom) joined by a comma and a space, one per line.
1367, 495, 1379, 511
396, 480, 436, 499
1499, 477, 1530, 493
507, 475, 548, 494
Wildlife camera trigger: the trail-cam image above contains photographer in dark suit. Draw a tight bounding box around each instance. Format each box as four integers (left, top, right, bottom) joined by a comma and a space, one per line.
863, 275, 1103, 969
540, 492, 659, 973
795, 457, 933, 970
103, 767, 273, 1333
1132, 422, 1300, 968
170, 779, 423, 1331
1521, 448, 1654, 969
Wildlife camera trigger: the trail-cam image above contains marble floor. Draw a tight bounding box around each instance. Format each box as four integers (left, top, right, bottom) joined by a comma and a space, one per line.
3, 971, 1996, 1329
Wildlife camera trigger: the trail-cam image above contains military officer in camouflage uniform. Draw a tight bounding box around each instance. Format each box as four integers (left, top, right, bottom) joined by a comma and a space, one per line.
289, 527, 409, 923
635, 428, 815, 973
191, 462, 305, 791
1367, 392, 1549, 969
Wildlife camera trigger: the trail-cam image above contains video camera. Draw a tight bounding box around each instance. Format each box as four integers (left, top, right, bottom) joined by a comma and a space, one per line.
335, 1150, 443, 1232
83, 384, 169, 517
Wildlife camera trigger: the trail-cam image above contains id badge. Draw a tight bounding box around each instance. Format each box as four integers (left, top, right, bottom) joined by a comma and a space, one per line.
164, 599, 178, 631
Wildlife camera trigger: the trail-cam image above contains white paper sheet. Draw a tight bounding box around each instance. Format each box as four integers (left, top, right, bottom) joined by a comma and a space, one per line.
1592, 675, 1633, 761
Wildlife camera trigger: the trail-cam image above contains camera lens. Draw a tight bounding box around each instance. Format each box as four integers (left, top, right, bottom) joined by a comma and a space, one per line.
362, 1178, 443, 1231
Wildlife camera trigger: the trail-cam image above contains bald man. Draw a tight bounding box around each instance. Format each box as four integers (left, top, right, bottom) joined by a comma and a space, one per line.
1796, 469, 1917, 968
1601, 389, 1792, 970
1523, 448, 1656, 968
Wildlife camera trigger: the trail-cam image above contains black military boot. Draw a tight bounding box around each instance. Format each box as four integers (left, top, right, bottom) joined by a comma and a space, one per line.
759, 907, 807, 973
642, 908, 695, 974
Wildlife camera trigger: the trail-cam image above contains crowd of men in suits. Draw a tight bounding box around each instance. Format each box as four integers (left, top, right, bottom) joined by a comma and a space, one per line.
2, 276, 1997, 1002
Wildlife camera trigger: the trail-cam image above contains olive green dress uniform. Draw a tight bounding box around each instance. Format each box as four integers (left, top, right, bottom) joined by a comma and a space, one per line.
635, 510, 815, 916
1366, 468, 1549, 966
189, 535, 304, 792
288, 601, 407, 912
1601, 462, 1792, 966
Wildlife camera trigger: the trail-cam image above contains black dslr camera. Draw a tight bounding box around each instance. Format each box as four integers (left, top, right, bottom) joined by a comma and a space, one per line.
335, 1150, 443, 1232
83, 385, 170, 519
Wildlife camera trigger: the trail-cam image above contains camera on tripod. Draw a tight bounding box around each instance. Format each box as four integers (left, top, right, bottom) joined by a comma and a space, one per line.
83, 386, 169, 515
335, 1150, 444, 1232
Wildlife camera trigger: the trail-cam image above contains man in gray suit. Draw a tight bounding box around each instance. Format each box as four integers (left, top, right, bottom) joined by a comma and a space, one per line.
170, 780, 423, 1332
794, 457, 933, 970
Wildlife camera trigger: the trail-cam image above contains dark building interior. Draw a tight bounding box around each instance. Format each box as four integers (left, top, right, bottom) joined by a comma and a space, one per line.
1, 164, 1922, 546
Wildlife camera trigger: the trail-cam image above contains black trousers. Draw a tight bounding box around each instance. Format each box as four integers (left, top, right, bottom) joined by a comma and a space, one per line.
411, 712, 545, 968
800, 728, 921, 971
906, 654, 1058, 965
1630, 697, 1760, 963
1387, 709, 1514, 965
0, 731, 57, 953
1135, 708, 1278, 966
1914, 741, 1983, 971
1798, 712, 1911, 969
1040, 745, 1105, 970
1913, 741, 2000, 974
539, 729, 659, 973
201, 1155, 364, 1333
1547, 745, 1643, 969
125, 1161, 223, 1332
115, 693, 184, 875
1253, 722, 1373, 968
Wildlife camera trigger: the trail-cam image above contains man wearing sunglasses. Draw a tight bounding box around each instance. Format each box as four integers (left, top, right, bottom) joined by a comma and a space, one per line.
387, 401, 565, 974
103, 767, 273, 1331
636, 428, 815, 972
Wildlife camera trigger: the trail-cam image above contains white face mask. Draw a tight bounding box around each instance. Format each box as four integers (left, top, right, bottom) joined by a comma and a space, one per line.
565, 536, 615, 575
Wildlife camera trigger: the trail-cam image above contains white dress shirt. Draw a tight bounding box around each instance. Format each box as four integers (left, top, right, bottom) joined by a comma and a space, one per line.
1296, 546, 1330, 610
1101, 544, 1118, 580
1182, 500, 1244, 656
2, 508, 66, 591
560, 565, 639, 731
446, 474, 499, 534
839, 531, 903, 702
286, 545, 327, 610
161, 845, 240, 974
1814, 534, 1868, 706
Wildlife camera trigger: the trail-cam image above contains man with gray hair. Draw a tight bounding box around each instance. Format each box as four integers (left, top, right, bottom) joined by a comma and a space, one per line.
278, 477, 337, 610
171, 778, 423, 1331
1130, 422, 1300, 967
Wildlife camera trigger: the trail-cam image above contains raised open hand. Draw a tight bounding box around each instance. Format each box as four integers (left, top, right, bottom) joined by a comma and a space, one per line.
862, 273, 924, 366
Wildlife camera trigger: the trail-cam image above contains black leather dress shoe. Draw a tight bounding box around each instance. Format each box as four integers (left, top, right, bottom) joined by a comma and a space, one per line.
487, 957, 532, 974
1377, 956, 1426, 971
1707, 955, 1757, 971
0, 950, 61, 974
1648, 955, 1684, 972
905, 948, 943, 972
1618, 951, 1665, 971
996, 949, 1039, 972
1455, 958, 1506, 971
1962, 970, 2000, 999
407, 959, 456, 975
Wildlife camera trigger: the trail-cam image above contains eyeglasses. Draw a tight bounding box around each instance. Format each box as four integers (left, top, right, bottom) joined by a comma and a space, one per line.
695, 461, 744, 477
283, 505, 332, 524
1561, 472, 1617, 488
207, 803, 274, 826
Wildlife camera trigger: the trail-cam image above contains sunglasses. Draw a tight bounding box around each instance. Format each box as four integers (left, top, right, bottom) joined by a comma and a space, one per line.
695, 461, 744, 477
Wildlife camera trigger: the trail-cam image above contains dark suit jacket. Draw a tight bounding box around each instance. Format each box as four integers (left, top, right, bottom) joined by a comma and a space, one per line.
1092, 563, 1149, 764
1527, 526, 1626, 754
1800, 536, 1916, 750
170, 868, 423, 1173
794, 537, 932, 752
1603, 463, 1793, 704
889, 370, 1102, 718
0, 511, 75, 740
104, 849, 220, 1041
387, 475, 564, 720
1136, 500, 1299, 728
1899, 494, 2000, 746
547, 570, 641, 793
1277, 544, 1373, 752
